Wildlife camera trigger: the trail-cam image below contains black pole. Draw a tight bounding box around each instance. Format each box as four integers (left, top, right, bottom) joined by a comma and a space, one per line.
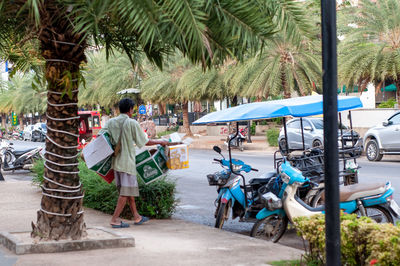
283, 117, 289, 154
300, 118, 305, 150
321, 0, 341, 264
247, 120, 252, 143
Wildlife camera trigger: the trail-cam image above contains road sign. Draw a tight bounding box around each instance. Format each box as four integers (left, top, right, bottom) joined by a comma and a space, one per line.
11, 112, 18, 126
139, 105, 147, 115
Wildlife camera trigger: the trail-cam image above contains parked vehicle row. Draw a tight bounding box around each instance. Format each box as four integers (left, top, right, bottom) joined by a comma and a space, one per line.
278, 117, 362, 154
195, 95, 399, 245
23, 123, 47, 142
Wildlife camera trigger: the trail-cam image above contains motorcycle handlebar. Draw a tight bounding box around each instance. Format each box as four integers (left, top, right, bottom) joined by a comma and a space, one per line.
251, 168, 259, 172
213, 158, 222, 163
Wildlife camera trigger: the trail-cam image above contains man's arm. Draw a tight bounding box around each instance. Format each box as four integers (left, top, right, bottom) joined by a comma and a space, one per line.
146, 139, 170, 147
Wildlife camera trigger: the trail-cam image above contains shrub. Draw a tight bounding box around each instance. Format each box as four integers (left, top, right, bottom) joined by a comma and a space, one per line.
294, 214, 400, 265
250, 122, 256, 135
32, 159, 177, 219
266, 128, 280, 147
378, 98, 396, 108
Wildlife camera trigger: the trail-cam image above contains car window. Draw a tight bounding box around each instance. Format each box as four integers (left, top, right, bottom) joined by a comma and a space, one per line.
287, 120, 300, 129
310, 119, 323, 129
389, 113, 400, 125
41, 124, 46, 130
302, 120, 312, 128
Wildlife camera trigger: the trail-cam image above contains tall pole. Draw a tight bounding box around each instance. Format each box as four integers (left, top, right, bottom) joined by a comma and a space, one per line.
321, 0, 341, 265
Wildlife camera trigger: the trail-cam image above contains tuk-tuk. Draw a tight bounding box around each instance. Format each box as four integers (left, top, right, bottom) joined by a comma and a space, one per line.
78, 110, 101, 149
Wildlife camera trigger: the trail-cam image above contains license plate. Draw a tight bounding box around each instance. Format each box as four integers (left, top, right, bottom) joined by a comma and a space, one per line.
390, 200, 400, 217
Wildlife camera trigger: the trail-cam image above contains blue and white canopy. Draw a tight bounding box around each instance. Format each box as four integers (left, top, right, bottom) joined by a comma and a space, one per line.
193, 95, 362, 124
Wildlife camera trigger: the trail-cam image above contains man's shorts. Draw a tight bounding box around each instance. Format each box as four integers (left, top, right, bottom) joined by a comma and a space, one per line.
114, 171, 139, 197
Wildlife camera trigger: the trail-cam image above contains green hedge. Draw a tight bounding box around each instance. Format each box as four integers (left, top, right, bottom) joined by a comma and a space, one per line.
294, 214, 400, 265
378, 98, 397, 108
32, 159, 177, 219
266, 128, 280, 147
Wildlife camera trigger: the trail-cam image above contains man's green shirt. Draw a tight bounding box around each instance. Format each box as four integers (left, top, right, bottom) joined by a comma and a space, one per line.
99, 114, 148, 175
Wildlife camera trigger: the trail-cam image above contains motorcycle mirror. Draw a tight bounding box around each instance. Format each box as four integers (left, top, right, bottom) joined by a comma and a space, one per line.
213, 146, 222, 154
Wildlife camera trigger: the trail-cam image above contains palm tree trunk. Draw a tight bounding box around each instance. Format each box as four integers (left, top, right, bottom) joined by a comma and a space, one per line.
18, 114, 24, 130
31, 3, 87, 241
182, 101, 192, 136
396, 80, 400, 106
282, 73, 291, 99
1, 113, 5, 129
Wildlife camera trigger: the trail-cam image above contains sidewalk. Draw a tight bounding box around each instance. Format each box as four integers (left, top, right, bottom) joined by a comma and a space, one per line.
0, 181, 303, 266
188, 135, 277, 153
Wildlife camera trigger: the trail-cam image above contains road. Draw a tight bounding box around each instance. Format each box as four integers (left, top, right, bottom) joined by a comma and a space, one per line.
2, 140, 400, 249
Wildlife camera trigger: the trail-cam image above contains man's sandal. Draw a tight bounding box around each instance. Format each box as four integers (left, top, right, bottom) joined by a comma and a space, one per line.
134, 216, 149, 225
111, 221, 130, 228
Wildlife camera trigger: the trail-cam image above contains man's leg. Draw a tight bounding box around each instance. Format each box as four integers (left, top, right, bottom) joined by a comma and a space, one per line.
110, 195, 128, 225
128, 196, 142, 223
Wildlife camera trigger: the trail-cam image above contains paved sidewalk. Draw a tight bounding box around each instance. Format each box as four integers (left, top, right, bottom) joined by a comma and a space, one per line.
0, 181, 303, 266
188, 135, 277, 153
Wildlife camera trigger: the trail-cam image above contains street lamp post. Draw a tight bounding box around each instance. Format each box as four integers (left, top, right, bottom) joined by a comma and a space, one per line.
321, 0, 341, 265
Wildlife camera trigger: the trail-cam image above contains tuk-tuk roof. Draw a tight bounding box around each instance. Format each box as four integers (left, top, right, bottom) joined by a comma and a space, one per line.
193, 95, 362, 124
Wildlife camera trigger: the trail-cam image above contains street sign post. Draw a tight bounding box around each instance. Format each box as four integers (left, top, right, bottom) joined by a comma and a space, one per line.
139, 105, 147, 115
11, 112, 18, 126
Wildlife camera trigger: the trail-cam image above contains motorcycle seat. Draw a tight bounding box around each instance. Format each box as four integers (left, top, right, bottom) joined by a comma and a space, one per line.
14, 148, 36, 157
249, 172, 276, 185
321, 183, 386, 202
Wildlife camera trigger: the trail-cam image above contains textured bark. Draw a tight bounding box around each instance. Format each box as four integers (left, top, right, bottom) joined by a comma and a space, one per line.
182, 101, 192, 136
31, 2, 87, 241
18, 114, 24, 130
396, 80, 400, 106
1, 114, 6, 129
282, 73, 291, 99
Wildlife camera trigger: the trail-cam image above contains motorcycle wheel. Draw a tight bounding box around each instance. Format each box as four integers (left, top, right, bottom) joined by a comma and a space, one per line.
4, 151, 13, 164
310, 188, 325, 207
215, 201, 230, 229
356, 206, 393, 224
250, 215, 288, 243
239, 141, 244, 151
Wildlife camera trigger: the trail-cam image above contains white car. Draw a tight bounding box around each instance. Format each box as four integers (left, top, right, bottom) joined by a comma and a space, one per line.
23, 125, 35, 141
363, 111, 400, 161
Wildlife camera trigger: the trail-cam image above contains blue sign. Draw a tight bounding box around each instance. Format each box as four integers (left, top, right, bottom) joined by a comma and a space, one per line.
138, 105, 147, 115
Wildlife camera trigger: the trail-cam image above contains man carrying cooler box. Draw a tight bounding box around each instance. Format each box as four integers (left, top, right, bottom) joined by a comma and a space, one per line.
100, 98, 169, 228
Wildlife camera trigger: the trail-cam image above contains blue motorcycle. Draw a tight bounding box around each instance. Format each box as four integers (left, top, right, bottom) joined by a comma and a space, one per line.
207, 146, 276, 228
250, 160, 400, 242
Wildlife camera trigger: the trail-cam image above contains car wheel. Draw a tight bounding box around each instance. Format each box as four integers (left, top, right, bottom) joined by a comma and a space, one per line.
366, 139, 383, 161
312, 139, 323, 148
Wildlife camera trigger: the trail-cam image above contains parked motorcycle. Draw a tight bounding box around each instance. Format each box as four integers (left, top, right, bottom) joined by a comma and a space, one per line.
0, 140, 43, 172
31, 128, 46, 142
208, 146, 278, 228
250, 160, 400, 243
225, 127, 247, 151
12, 130, 23, 141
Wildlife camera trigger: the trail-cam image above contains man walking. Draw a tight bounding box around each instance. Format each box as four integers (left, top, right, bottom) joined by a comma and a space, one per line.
101, 98, 169, 228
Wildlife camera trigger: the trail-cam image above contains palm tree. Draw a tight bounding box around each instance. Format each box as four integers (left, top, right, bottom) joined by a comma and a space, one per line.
223, 0, 321, 100
79, 50, 143, 110
339, 0, 400, 103
141, 53, 226, 135
0, 0, 283, 240
224, 31, 321, 100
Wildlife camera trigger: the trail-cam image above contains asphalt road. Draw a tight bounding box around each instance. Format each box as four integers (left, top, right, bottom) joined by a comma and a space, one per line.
2, 140, 400, 249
